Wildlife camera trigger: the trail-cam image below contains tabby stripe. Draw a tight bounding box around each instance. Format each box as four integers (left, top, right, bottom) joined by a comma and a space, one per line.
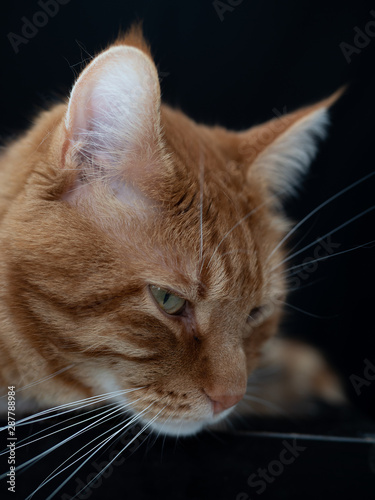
181, 192, 197, 214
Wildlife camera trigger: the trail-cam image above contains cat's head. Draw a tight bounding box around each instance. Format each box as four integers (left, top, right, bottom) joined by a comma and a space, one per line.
3, 27, 340, 435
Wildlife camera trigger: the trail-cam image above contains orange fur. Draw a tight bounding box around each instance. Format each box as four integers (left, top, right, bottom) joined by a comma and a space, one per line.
0, 27, 342, 435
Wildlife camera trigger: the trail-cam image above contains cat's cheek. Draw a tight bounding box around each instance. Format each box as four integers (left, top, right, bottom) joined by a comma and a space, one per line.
93, 369, 123, 396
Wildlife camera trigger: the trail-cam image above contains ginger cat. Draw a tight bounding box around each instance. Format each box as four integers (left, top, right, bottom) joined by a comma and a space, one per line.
0, 27, 344, 437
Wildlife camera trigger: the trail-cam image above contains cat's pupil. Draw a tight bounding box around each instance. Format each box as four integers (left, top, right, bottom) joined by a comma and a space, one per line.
150, 285, 186, 315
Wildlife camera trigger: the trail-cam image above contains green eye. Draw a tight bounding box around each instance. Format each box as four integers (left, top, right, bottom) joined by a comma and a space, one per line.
149, 285, 186, 315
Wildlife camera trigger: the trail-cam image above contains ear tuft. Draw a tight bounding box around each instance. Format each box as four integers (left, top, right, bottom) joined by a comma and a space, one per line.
251, 107, 330, 198
236, 89, 345, 201
113, 22, 152, 56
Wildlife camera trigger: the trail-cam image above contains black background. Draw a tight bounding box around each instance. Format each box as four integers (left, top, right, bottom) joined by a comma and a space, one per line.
0, 0, 375, 498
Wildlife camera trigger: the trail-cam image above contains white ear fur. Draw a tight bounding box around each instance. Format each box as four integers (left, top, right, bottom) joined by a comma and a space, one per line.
64, 45, 161, 202
251, 108, 330, 198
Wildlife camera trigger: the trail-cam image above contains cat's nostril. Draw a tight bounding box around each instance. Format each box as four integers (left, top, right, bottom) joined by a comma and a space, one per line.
205, 391, 244, 415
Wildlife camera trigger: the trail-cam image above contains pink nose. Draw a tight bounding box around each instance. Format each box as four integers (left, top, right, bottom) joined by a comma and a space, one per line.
205, 391, 244, 415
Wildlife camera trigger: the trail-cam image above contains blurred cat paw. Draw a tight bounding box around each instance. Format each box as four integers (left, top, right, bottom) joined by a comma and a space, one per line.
239, 336, 347, 417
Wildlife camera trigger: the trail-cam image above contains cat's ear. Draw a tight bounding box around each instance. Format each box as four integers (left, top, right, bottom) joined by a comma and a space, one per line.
61, 40, 163, 203
235, 90, 344, 199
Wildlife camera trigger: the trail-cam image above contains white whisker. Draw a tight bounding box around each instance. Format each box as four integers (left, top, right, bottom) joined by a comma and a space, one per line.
11, 403, 123, 455
281, 238, 375, 277
285, 216, 319, 259
10, 402, 132, 479
287, 277, 326, 292
266, 170, 375, 263
0, 402, 118, 458
278, 299, 336, 319
34, 402, 157, 500
72, 406, 165, 500
6, 387, 144, 429
27, 410, 138, 495
35, 409, 138, 482
272, 205, 375, 271
204, 197, 272, 272
10, 364, 75, 396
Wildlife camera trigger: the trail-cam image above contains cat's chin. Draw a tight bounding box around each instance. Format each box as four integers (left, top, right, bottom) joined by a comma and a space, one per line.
148, 419, 207, 436
142, 408, 234, 437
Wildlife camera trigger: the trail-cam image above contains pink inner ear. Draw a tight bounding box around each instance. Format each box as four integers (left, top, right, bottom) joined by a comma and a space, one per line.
65, 46, 160, 164
62, 45, 162, 204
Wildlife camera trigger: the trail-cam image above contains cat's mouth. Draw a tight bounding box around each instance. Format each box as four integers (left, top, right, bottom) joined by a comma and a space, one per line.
121, 387, 240, 436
